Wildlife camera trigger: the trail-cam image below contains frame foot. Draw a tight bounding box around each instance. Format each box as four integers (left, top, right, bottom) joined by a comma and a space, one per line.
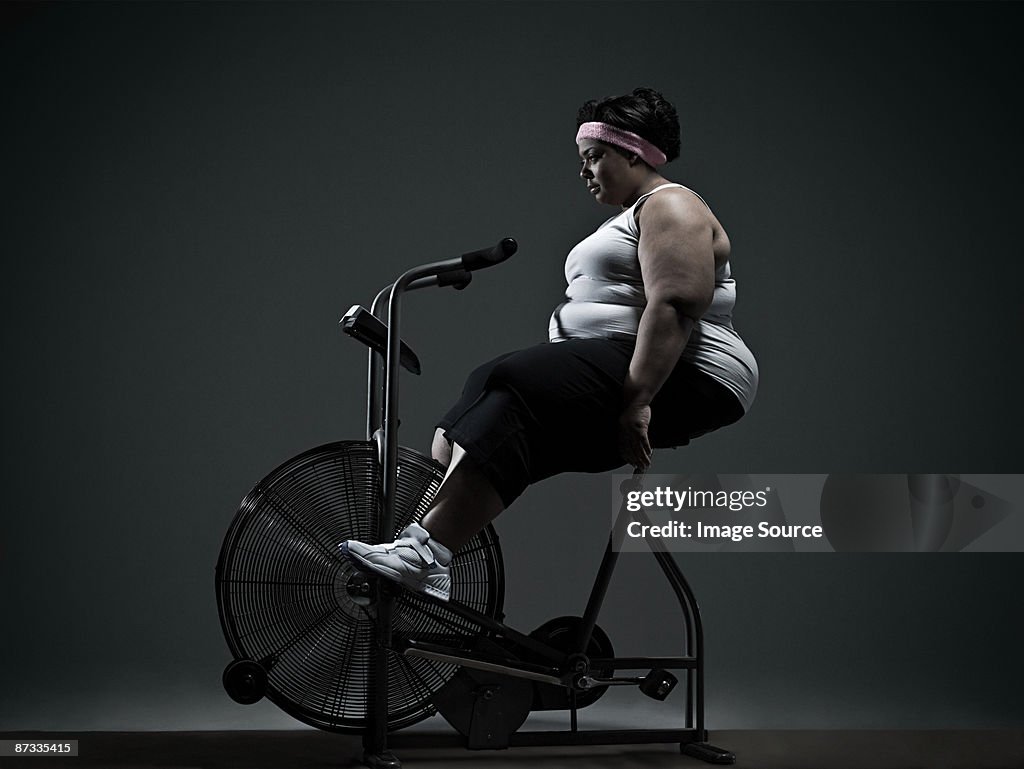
681, 742, 735, 764
362, 748, 401, 769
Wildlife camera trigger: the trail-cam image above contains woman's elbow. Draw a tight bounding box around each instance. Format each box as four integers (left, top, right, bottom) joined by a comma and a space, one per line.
651, 289, 712, 323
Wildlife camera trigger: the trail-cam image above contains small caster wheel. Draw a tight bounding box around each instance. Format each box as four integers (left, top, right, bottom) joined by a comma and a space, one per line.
223, 659, 268, 704
639, 668, 677, 701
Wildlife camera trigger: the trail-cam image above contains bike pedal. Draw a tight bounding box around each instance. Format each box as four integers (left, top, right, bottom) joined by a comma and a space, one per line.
639, 668, 678, 701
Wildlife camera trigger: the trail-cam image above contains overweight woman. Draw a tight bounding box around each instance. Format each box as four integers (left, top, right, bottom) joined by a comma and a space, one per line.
342, 88, 758, 601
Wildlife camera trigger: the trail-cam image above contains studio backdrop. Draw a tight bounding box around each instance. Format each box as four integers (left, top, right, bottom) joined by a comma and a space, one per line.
1, 1, 1021, 731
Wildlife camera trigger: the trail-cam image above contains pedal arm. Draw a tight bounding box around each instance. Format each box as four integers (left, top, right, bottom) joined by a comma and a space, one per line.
577, 675, 643, 689
401, 640, 564, 687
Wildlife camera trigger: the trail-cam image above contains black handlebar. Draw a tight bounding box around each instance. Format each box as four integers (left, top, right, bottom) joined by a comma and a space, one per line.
461, 237, 517, 271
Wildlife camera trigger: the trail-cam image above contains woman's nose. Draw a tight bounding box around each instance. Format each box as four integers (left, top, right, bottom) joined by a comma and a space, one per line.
580, 161, 592, 179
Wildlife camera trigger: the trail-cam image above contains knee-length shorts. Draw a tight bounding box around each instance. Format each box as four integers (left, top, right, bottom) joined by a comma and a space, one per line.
437, 338, 744, 506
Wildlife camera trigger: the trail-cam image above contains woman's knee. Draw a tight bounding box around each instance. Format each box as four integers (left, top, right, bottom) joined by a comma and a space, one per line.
486, 357, 541, 402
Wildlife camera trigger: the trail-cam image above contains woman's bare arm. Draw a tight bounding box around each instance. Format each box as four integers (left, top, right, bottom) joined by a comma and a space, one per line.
618, 190, 715, 468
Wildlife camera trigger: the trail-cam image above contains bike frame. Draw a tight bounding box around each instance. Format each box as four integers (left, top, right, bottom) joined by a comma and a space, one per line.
355, 254, 724, 764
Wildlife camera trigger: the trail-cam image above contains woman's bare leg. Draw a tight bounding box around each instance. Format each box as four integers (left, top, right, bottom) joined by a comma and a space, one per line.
420, 441, 505, 552
341, 438, 504, 602
431, 427, 452, 468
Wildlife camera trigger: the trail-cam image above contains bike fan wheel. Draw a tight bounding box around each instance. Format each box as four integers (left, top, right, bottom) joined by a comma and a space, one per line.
215, 440, 505, 733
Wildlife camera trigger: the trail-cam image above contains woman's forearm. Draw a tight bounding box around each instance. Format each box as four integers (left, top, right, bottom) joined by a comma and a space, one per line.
622, 300, 696, 407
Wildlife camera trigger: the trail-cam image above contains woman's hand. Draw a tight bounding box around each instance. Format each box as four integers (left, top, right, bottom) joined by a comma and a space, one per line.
618, 402, 653, 470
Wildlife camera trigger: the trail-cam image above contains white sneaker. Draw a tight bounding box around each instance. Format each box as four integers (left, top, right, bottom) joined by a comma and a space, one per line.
340, 522, 452, 601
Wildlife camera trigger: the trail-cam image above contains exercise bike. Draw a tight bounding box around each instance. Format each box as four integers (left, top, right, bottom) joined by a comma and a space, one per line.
215, 238, 735, 766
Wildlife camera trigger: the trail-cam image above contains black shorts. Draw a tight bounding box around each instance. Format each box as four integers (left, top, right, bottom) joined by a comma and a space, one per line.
437, 338, 744, 506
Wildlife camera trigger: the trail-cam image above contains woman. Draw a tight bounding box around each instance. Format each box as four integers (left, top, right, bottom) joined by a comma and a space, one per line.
342, 88, 758, 601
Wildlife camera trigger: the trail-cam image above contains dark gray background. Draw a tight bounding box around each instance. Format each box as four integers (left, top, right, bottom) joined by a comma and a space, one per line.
2, 1, 1022, 731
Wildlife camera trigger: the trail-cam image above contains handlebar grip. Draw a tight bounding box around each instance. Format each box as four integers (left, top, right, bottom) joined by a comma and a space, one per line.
460, 237, 518, 271
437, 269, 473, 290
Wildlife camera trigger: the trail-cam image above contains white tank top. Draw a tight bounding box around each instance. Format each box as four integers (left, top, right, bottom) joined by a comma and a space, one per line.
548, 183, 758, 412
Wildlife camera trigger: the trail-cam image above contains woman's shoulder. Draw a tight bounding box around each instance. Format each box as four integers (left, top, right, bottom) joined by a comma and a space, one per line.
635, 185, 730, 264
634, 184, 714, 229
641, 183, 709, 210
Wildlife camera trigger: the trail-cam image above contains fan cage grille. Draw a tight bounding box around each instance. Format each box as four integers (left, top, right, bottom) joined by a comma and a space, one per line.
216, 441, 504, 733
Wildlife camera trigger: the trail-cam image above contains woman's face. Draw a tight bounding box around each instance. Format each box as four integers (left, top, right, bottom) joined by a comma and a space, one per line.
578, 138, 635, 206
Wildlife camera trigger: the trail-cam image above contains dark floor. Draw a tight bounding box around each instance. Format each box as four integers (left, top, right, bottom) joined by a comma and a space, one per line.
1, 730, 1021, 769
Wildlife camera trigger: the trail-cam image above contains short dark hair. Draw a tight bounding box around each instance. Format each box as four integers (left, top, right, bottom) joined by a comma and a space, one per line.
576, 87, 681, 163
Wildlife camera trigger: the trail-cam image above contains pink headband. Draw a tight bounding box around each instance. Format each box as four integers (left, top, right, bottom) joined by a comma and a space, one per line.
575, 121, 668, 167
